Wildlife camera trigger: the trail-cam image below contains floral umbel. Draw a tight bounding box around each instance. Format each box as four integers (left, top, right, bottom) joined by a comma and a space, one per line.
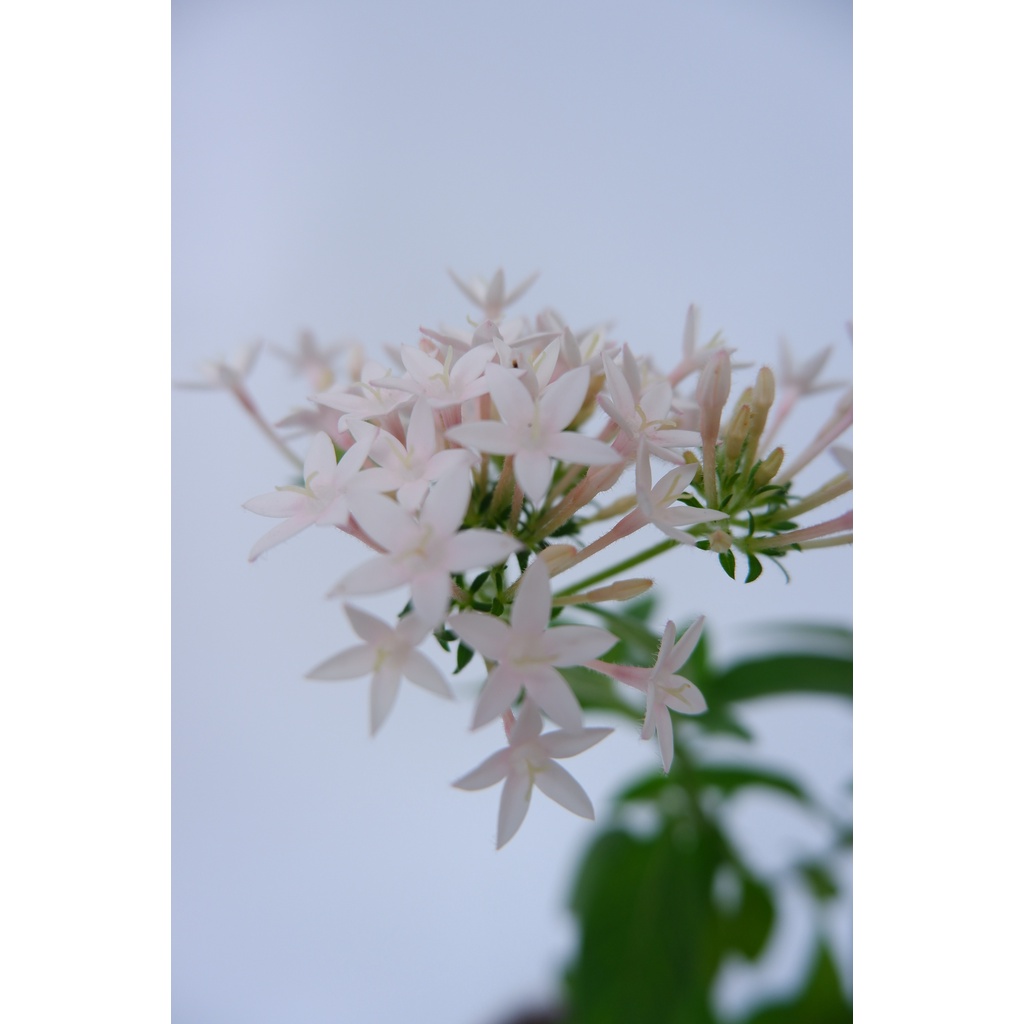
182, 269, 852, 848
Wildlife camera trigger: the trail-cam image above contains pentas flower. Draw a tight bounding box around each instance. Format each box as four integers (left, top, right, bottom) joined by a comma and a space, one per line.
449, 559, 616, 730
331, 466, 521, 627
589, 616, 707, 771
381, 343, 495, 409
315, 359, 410, 425
270, 331, 349, 392
447, 363, 621, 506
453, 699, 612, 848
307, 605, 452, 734
633, 440, 728, 543
243, 430, 378, 561
447, 267, 540, 320
347, 398, 474, 511
175, 340, 262, 393
599, 347, 701, 464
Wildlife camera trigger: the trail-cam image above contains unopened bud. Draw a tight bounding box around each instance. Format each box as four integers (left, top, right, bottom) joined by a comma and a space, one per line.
753, 447, 785, 486
696, 350, 732, 441
725, 404, 752, 460
744, 367, 776, 465
708, 529, 733, 554
682, 450, 702, 485
554, 577, 654, 606
538, 544, 578, 576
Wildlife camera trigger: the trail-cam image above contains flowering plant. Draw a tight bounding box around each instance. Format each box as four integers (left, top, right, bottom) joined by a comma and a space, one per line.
180, 269, 852, 852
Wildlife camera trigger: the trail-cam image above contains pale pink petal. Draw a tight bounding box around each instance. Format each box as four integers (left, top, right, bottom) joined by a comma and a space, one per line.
243, 490, 308, 518
395, 478, 430, 511
451, 343, 497, 388
539, 726, 613, 759
347, 491, 420, 552
400, 345, 443, 384
538, 366, 589, 434
369, 664, 402, 735
333, 429, 375, 484
404, 397, 437, 458
667, 616, 705, 674
585, 659, 650, 689
522, 667, 583, 731
344, 604, 392, 645
541, 625, 617, 667
533, 761, 594, 819
445, 529, 520, 574
303, 431, 339, 480
419, 465, 471, 539
655, 704, 675, 771
331, 555, 412, 598
305, 644, 376, 680
514, 450, 553, 506
472, 665, 523, 729
509, 700, 544, 744
448, 611, 511, 661
402, 649, 454, 698
510, 559, 552, 637
545, 432, 621, 466
247, 514, 314, 561
496, 768, 532, 848
663, 681, 707, 716
452, 749, 511, 791
446, 420, 519, 456
410, 572, 452, 628
652, 620, 677, 676
484, 365, 533, 429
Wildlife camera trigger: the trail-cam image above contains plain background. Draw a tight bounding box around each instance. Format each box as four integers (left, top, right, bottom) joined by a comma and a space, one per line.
171, 3, 852, 1022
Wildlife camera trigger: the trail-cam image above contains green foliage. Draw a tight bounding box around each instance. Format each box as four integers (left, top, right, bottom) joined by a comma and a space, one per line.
559, 620, 852, 1024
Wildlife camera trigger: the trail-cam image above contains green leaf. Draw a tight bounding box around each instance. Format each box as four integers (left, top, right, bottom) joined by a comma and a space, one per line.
454, 641, 474, 675
745, 554, 764, 583
718, 550, 736, 579
709, 653, 852, 704
694, 764, 812, 805
798, 862, 840, 902
719, 872, 775, 960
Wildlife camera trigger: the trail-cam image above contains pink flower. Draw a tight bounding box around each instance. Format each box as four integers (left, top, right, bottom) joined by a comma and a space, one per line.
307, 605, 453, 734
447, 364, 620, 506
589, 616, 707, 771
332, 467, 521, 627
449, 559, 616, 730
243, 430, 377, 561
453, 700, 612, 848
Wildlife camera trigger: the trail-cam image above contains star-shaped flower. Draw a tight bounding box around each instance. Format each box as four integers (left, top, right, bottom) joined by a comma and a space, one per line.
598, 347, 701, 463
347, 399, 474, 510
243, 430, 377, 561
333, 467, 521, 627
378, 343, 495, 409
306, 605, 453, 734
452, 699, 612, 848
447, 364, 621, 506
449, 558, 616, 730
633, 439, 727, 543
589, 616, 707, 771
448, 267, 540, 320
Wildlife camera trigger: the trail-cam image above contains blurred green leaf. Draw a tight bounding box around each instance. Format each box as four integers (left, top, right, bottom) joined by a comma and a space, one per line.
560, 665, 640, 718
739, 941, 850, 1024
708, 653, 852, 704
719, 872, 774, 960
694, 764, 812, 806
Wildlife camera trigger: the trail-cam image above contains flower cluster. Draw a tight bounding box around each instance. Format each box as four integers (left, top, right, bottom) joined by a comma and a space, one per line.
182, 269, 852, 848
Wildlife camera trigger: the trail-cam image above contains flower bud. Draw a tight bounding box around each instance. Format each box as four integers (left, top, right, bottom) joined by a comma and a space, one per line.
554, 577, 653, 606
754, 447, 785, 487
725, 404, 752, 460
696, 350, 732, 442
744, 367, 776, 467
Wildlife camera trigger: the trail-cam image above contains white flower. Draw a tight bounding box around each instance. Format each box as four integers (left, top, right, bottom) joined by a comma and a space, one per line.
243, 430, 377, 561
447, 364, 620, 506
348, 399, 474, 510
333, 467, 521, 627
307, 605, 453, 734
452, 699, 612, 848
633, 439, 727, 543
589, 616, 707, 771
598, 346, 701, 463
314, 359, 411, 424
449, 558, 616, 730
379, 343, 495, 409
448, 267, 540, 320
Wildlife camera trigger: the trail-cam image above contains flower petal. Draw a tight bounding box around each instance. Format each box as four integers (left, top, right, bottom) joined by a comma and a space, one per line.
514, 450, 553, 506
533, 761, 594, 819
452, 749, 511, 791
522, 667, 583, 731
539, 726, 614, 759
510, 559, 552, 637
305, 643, 376, 680
496, 768, 532, 849
403, 649, 454, 698
471, 665, 522, 729
541, 625, 617, 667
369, 664, 402, 735
448, 611, 511, 660
445, 529, 520, 574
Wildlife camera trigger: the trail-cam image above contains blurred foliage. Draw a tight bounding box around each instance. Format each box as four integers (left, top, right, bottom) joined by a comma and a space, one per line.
559, 600, 852, 1024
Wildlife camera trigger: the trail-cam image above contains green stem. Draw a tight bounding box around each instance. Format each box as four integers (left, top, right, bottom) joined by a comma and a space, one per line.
555, 538, 677, 597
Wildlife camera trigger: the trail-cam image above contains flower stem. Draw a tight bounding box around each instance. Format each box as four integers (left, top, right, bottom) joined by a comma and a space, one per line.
554, 538, 677, 597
